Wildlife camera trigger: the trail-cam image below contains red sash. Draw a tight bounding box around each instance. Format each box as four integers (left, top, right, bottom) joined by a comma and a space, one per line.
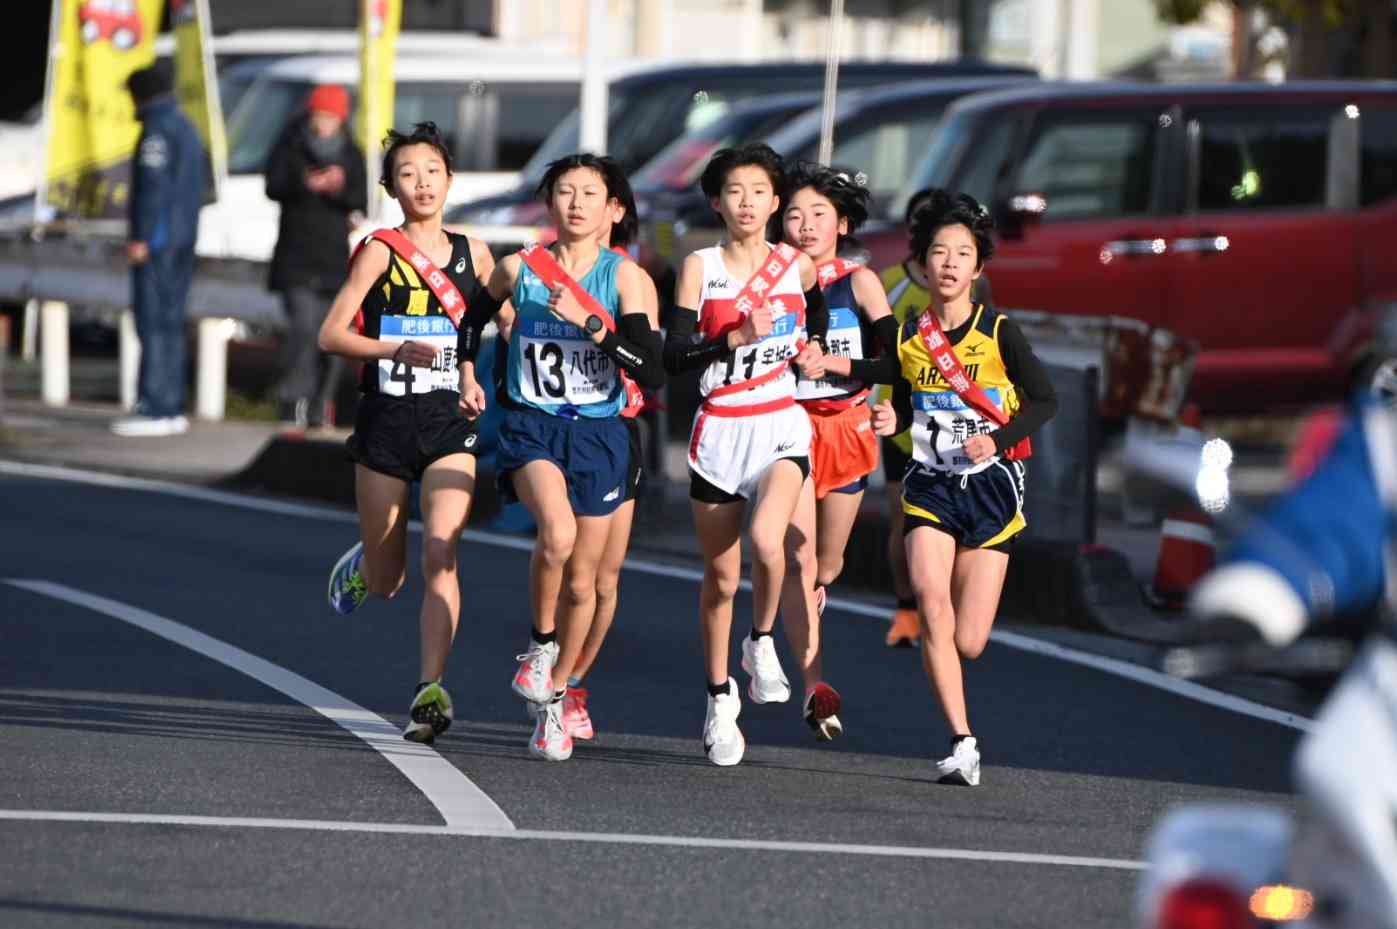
915, 309, 1032, 461
703, 242, 802, 412
518, 243, 645, 415
356, 228, 469, 328
816, 257, 861, 288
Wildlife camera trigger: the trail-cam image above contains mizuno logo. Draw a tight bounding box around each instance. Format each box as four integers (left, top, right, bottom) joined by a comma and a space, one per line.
963, 344, 984, 358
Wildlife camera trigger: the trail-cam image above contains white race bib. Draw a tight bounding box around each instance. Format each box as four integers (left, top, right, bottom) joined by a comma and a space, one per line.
796, 306, 864, 401
910, 389, 998, 474
377, 315, 458, 396
516, 318, 617, 407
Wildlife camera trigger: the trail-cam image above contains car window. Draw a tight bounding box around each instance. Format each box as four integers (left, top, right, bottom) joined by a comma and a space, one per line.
492, 85, 577, 171
1188, 107, 1330, 212
1361, 106, 1397, 206
226, 77, 314, 174
827, 105, 947, 204
1015, 112, 1156, 221
951, 116, 1019, 208
892, 109, 978, 221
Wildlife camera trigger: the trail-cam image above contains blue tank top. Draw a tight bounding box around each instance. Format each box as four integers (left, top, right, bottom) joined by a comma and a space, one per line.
507, 246, 626, 419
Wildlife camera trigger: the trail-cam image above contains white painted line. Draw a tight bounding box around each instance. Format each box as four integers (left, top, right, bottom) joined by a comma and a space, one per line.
2, 579, 514, 832
0, 458, 1311, 732
0, 810, 1145, 871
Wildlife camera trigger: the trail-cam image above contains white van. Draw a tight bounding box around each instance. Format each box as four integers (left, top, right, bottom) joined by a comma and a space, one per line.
200, 51, 646, 262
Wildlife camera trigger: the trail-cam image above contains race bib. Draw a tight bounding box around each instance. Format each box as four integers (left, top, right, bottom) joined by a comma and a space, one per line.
712, 295, 802, 390
910, 389, 1000, 472
797, 305, 864, 400
376, 315, 458, 396
516, 317, 617, 407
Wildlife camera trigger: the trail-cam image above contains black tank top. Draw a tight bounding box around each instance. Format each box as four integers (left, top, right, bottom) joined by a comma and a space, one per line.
356, 232, 479, 397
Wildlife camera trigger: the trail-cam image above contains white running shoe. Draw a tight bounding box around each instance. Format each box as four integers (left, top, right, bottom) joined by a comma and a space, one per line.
511, 640, 559, 704
740, 634, 791, 704
111, 414, 184, 437
703, 679, 745, 766
935, 736, 981, 786
529, 697, 573, 761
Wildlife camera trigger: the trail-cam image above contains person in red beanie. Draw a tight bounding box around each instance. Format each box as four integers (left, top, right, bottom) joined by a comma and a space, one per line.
266, 83, 366, 428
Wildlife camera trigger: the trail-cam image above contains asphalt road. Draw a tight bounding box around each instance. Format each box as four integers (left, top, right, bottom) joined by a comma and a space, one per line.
0, 465, 1303, 928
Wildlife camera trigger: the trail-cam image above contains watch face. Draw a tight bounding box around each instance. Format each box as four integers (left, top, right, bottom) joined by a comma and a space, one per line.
587, 314, 603, 333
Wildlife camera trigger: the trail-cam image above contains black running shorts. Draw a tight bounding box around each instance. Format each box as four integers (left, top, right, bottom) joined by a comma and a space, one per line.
347, 391, 479, 482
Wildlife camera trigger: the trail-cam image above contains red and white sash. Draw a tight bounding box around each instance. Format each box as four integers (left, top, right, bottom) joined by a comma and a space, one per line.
356, 228, 469, 328
816, 257, 860, 288
916, 309, 1031, 461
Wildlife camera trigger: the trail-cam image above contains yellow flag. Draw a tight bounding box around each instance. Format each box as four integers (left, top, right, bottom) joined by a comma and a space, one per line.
358, 0, 402, 217
41, 0, 165, 219
171, 0, 225, 202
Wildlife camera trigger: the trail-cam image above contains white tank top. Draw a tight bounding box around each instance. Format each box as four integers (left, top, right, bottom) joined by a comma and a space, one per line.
693, 245, 806, 410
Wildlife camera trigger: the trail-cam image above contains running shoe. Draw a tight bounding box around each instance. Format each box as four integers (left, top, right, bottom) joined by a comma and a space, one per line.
563, 686, 594, 740
511, 639, 559, 703
403, 682, 453, 744
935, 736, 981, 786
740, 634, 791, 704
803, 682, 843, 742
529, 697, 574, 761
702, 680, 744, 766
886, 607, 921, 648
327, 541, 367, 615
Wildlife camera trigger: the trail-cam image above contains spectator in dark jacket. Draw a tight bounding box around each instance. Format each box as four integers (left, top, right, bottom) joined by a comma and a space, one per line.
113, 60, 207, 437
265, 84, 367, 427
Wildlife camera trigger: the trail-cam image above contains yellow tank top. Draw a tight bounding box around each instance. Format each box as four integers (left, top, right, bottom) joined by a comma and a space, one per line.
877, 262, 930, 453
897, 303, 1020, 475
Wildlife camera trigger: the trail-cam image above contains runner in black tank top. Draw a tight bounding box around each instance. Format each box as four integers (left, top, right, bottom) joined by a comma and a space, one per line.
316, 122, 497, 745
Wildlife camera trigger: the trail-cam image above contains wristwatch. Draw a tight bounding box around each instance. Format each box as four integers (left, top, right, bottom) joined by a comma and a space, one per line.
584, 314, 605, 334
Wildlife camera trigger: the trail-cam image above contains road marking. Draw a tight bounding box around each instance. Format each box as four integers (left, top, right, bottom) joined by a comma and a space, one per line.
2, 579, 515, 833
0, 458, 1310, 731
0, 810, 1145, 871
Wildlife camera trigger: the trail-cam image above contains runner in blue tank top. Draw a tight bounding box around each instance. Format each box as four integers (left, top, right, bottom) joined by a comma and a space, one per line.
456, 153, 664, 761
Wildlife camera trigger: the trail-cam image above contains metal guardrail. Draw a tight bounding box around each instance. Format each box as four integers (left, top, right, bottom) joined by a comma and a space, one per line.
0, 224, 285, 329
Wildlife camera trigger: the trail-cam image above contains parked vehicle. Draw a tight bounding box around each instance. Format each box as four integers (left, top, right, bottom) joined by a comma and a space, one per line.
863, 81, 1397, 413
448, 60, 1035, 242
649, 76, 1033, 268
199, 51, 645, 262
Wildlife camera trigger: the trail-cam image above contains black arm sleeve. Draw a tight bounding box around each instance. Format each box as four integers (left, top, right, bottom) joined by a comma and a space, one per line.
846, 315, 902, 385
663, 307, 729, 374
455, 288, 505, 365
991, 316, 1058, 453
891, 376, 914, 435
597, 313, 665, 389
803, 284, 828, 345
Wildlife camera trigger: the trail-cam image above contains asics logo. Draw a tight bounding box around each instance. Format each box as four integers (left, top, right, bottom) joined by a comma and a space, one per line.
455, 257, 467, 273
463, 433, 478, 448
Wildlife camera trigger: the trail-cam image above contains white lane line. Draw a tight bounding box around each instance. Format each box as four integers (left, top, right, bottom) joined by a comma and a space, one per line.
0, 458, 1310, 731
2, 579, 514, 832
0, 810, 1145, 871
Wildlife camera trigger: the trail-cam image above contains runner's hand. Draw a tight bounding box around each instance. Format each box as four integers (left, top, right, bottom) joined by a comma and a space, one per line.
872, 400, 897, 436
392, 340, 438, 368
795, 342, 826, 380
458, 372, 486, 419
731, 300, 774, 348
547, 283, 586, 328
964, 434, 996, 464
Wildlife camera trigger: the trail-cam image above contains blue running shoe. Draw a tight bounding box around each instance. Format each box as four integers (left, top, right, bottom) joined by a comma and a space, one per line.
328, 542, 367, 615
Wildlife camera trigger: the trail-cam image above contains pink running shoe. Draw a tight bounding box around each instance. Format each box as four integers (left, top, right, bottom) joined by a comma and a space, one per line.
563, 686, 594, 740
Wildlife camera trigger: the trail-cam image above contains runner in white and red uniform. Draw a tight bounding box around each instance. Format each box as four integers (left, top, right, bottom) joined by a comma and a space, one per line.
778, 163, 901, 742
663, 143, 828, 766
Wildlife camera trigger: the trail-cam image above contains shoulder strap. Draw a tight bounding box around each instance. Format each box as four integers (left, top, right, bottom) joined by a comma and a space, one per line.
915, 308, 1009, 427
517, 243, 616, 332
356, 228, 469, 329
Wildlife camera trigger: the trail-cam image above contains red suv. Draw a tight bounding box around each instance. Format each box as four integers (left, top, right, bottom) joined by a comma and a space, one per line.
864, 81, 1397, 413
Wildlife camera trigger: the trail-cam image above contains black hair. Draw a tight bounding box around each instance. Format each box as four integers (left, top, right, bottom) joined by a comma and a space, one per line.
380, 122, 453, 191
535, 152, 629, 208
126, 61, 173, 104
904, 187, 936, 228
781, 161, 871, 246
608, 169, 640, 249
908, 189, 995, 269
698, 143, 785, 200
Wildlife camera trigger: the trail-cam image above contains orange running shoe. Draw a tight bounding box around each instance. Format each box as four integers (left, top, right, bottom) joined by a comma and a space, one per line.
562, 686, 594, 740
886, 607, 920, 648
